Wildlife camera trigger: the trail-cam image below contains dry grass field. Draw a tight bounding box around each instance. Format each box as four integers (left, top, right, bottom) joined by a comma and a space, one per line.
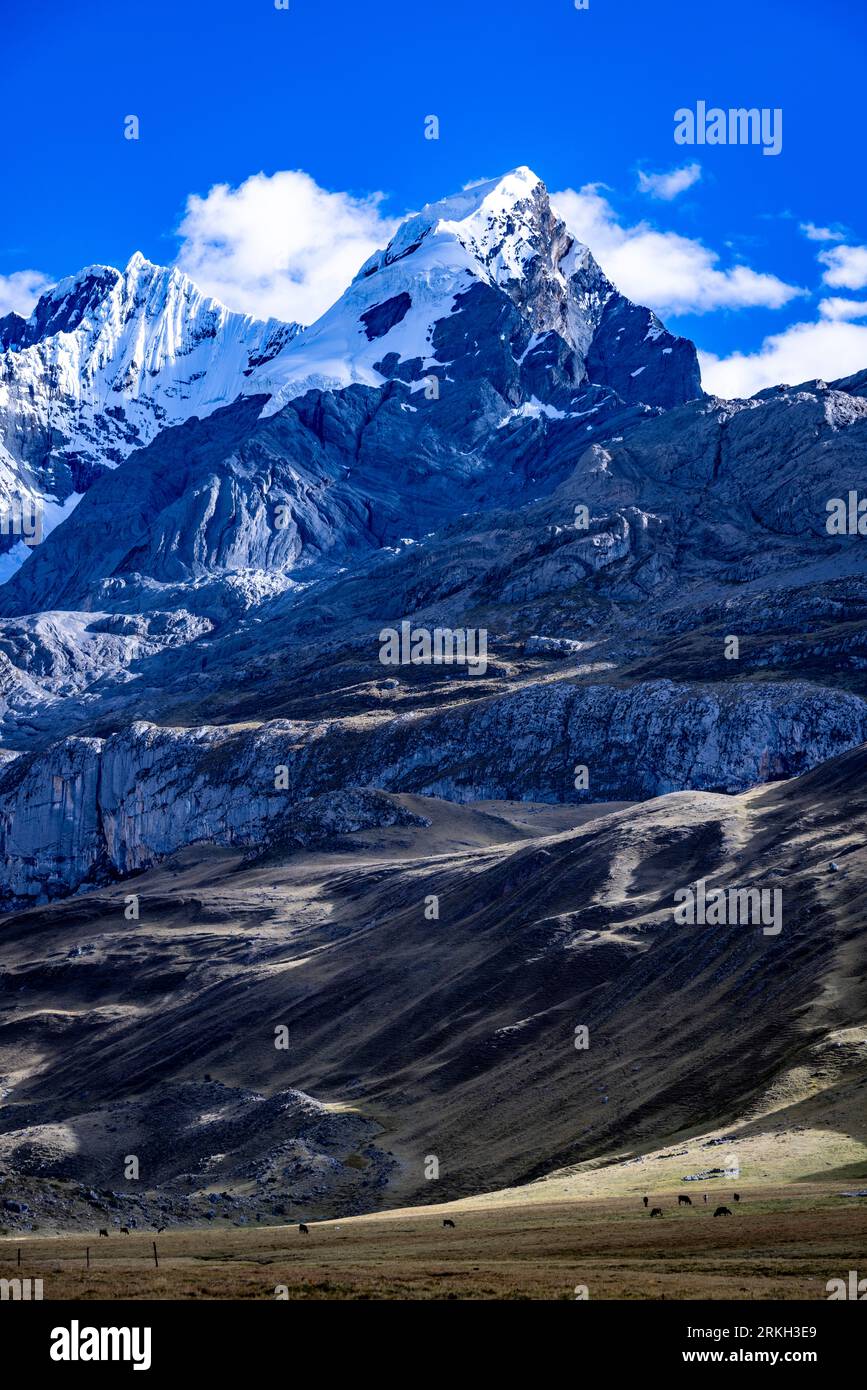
3, 1184, 866, 1300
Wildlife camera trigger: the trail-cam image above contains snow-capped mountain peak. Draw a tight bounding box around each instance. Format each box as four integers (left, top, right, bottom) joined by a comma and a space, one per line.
0, 167, 702, 580
349, 165, 592, 349
0, 254, 303, 571
356, 166, 553, 279
255, 165, 700, 414
2, 263, 121, 349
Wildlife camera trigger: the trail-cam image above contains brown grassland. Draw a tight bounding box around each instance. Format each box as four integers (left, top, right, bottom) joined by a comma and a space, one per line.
3, 1184, 866, 1300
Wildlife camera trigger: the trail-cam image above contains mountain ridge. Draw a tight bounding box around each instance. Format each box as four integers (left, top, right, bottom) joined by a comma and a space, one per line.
0, 254, 302, 573
0, 166, 701, 579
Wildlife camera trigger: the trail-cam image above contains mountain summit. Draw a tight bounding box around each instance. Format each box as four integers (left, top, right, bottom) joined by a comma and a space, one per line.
0, 256, 301, 569
257, 166, 701, 413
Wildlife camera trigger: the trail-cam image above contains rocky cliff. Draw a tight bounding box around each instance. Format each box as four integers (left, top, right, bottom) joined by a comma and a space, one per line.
3, 674, 866, 909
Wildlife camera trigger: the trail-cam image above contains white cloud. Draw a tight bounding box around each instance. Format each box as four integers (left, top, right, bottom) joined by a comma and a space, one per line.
819, 297, 867, 322
818, 244, 867, 291
800, 221, 846, 243
551, 183, 804, 317
637, 163, 701, 201
0, 269, 54, 319
175, 169, 399, 325
699, 318, 867, 397
698, 219, 867, 395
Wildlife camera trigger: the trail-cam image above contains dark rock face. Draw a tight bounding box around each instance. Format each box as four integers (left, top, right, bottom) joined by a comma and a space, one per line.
0, 395, 273, 613
2, 359, 864, 628
584, 294, 702, 408
360, 292, 412, 340
0, 312, 27, 352
20, 267, 123, 347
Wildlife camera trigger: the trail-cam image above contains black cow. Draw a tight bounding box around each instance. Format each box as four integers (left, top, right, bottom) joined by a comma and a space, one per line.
650, 1207, 663, 1218
443, 1218, 456, 1228
98, 1228, 109, 1238
642, 1196, 649, 1208
299, 1223, 310, 1234
714, 1206, 733, 1217
733, 1193, 741, 1202
120, 1227, 131, 1235
678, 1195, 692, 1206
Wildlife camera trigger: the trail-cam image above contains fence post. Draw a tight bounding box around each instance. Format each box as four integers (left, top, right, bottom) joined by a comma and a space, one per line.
86, 1247, 90, 1269
152, 1241, 159, 1269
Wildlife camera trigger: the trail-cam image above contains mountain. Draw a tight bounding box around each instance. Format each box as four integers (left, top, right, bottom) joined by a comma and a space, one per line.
0, 254, 301, 574
0, 172, 865, 870
0, 168, 701, 585
255, 166, 701, 414
1, 166, 866, 1237
1, 745, 865, 1228
0, 168, 705, 619
2, 366, 867, 903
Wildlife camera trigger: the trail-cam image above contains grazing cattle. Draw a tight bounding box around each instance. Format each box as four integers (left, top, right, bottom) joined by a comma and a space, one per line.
98, 1229, 109, 1238
714, 1206, 733, 1217
443, 1218, 456, 1228
703, 1194, 708, 1204
299, 1223, 309, 1235
733, 1193, 740, 1202
120, 1227, 131, 1235
678, 1195, 692, 1206
156, 1226, 166, 1234
650, 1208, 663, 1218
642, 1196, 649, 1208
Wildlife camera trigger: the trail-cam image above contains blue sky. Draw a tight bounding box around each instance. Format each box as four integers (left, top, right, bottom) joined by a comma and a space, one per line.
3, 0, 866, 394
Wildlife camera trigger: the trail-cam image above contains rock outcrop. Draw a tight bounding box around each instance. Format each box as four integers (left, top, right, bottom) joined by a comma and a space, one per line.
3, 677, 865, 908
